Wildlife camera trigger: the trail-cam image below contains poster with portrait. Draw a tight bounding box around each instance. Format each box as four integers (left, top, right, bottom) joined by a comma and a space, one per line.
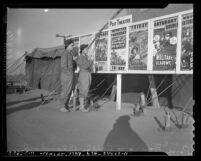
110, 27, 127, 71
180, 12, 193, 71
153, 16, 178, 71
80, 34, 95, 61
129, 22, 148, 70
95, 31, 108, 71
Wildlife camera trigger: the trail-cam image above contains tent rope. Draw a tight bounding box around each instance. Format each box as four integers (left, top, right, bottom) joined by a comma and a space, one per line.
146, 75, 167, 104
37, 82, 62, 109
7, 52, 26, 71
98, 78, 116, 101
98, 79, 117, 107
89, 78, 105, 93
145, 75, 181, 106
146, 80, 176, 106
7, 58, 25, 75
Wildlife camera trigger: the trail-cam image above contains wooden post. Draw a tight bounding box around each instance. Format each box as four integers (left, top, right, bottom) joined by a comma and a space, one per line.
110, 84, 117, 101
116, 74, 122, 110
148, 75, 160, 108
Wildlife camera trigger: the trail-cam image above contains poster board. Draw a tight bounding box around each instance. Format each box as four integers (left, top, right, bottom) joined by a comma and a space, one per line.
66, 9, 193, 74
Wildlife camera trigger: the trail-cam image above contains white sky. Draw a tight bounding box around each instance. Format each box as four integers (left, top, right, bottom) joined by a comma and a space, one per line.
6, 8, 127, 75
7, 9, 126, 56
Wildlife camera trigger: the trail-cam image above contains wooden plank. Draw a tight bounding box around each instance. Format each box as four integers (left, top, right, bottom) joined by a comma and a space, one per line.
110, 84, 117, 101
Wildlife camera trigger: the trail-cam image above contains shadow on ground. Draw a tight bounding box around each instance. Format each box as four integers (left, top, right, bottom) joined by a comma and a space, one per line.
103, 115, 148, 151
6, 100, 49, 115
6, 96, 43, 106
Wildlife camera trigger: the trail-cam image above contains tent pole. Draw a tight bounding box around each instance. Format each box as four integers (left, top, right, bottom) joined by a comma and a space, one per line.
148, 75, 160, 108
116, 74, 122, 110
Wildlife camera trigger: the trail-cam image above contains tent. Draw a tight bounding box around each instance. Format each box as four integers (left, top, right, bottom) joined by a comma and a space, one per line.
25, 46, 78, 93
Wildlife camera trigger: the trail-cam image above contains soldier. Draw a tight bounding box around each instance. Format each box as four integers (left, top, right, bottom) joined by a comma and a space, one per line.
75, 44, 94, 112
59, 39, 75, 112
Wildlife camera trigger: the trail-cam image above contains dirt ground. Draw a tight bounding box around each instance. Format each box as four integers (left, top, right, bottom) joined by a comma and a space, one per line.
6, 89, 194, 155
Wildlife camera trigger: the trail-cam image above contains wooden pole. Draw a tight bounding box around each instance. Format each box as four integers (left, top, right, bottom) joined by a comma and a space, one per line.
87, 9, 123, 50
110, 84, 117, 101
148, 75, 160, 108
116, 74, 122, 110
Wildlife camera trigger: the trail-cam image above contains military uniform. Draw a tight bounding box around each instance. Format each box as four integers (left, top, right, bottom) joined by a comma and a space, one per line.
76, 55, 93, 98
76, 54, 93, 112
60, 49, 74, 110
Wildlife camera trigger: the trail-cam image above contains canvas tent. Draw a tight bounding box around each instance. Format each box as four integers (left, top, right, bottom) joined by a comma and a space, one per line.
25, 46, 78, 93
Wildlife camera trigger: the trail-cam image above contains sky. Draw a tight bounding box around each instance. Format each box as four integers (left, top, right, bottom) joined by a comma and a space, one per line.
6, 8, 127, 74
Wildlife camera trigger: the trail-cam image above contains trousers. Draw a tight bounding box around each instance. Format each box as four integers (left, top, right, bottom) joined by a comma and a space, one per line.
78, 70, 91, 98
60, 72, 74, 108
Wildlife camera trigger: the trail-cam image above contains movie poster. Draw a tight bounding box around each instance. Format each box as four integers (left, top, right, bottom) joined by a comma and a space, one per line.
153, 16, 178, 70
181, 12, 193, 71
110, 27, 127, 71
129, 22, 148, 70
80, 34, 95, 61
95, 31, 108, 71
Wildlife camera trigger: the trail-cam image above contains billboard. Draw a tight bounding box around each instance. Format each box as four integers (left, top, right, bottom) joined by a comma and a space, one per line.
73, 9, 193, 74
129, 22, 148, 70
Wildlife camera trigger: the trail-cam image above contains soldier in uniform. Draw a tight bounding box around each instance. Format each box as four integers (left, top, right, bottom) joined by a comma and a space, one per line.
59, 39, 75, 112
75, 44, 94, 112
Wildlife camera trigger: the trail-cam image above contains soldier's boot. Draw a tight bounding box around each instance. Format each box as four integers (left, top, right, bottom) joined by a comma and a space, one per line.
79, 97, 88, 112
